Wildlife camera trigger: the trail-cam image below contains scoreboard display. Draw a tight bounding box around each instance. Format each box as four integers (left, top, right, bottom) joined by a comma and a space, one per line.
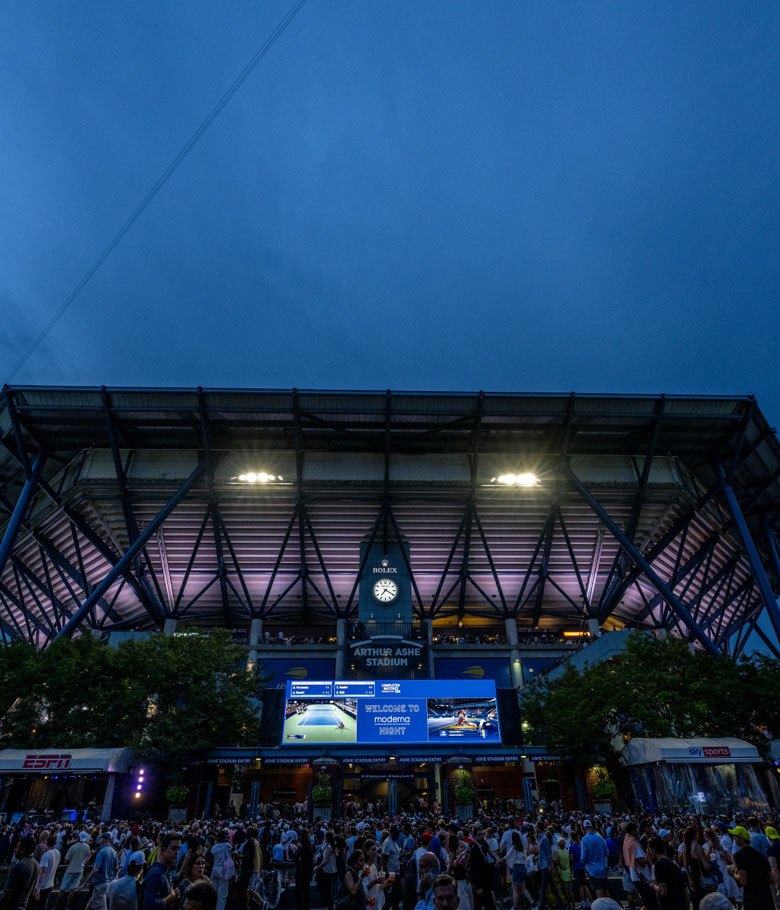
281, 679, 501, 746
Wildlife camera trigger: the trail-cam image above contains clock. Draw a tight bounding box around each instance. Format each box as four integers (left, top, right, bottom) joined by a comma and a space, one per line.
372, 578, 399, 604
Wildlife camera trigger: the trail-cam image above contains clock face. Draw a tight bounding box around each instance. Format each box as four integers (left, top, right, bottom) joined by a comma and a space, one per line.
372, 578, 399, 604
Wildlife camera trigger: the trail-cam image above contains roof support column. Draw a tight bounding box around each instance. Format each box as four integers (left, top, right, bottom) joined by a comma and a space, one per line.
247, 617, 263, 669
335, 617, 347, 679
424, 617, 435, 679
505, 616, 524, 688
716, 461, 780, 646
0, 448, 46, 578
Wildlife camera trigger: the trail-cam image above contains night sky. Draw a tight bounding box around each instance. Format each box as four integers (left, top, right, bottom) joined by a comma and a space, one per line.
2, 3, 779, 651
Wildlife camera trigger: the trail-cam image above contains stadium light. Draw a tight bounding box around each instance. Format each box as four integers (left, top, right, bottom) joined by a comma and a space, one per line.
237, 472, 283, 483
491, 473, 538, 486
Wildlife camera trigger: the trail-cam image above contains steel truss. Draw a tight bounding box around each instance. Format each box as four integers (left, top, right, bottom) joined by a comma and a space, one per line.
0, 388, 779, 655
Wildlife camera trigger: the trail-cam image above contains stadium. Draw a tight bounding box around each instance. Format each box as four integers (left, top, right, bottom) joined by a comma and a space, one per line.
2, 386, 780, 815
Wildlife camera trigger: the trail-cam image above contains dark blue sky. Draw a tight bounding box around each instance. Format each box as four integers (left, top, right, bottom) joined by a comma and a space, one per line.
2, 3, 779, 649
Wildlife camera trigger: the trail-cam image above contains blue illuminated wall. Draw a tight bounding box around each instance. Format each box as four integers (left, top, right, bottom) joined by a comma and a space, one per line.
435, 657, 512, 688
260, 658, 336, 689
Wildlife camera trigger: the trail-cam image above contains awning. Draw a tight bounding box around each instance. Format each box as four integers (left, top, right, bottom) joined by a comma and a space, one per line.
620, 737, 759, 766
0, 748, 132, 774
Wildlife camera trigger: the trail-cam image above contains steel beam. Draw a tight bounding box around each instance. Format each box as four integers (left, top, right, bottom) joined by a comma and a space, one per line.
173, 505, 212, 615
568, 466, 720, 655
472, 506, 509, 615
259, 504, 299, 618
387, 507, 426, 617
344, 508, 383, 617
11, 556, 76, 630
598, 396, 665, 617
531, 503, 556, 627
0, 449, 46, 577
52, 462, 204, 641
634, 535, 719, 623
555, 504, 589, 614
102, 387, 167, 613
64, 505, 166, 625
716, 461, 780, 646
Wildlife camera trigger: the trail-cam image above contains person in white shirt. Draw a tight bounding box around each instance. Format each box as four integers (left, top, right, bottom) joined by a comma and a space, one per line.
33, 836, 61, 910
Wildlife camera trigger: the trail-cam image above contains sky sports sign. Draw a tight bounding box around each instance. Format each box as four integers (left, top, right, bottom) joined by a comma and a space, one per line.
282, 679, 501, 746
688, 746, 731, 758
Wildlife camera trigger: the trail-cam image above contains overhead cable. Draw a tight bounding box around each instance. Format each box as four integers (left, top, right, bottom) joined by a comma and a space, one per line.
5, 0, 309, 383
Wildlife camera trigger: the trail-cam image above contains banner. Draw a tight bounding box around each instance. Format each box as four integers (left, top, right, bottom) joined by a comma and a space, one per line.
435, 657, 512, 688
259, 658, 336, 689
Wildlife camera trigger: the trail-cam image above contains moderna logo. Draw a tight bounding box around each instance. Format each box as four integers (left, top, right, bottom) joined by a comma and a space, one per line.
23, 753, 72, 770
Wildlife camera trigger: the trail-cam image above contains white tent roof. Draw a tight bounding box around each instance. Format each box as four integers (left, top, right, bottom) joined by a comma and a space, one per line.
620, 737, 759, 766
0, 748, 132, 774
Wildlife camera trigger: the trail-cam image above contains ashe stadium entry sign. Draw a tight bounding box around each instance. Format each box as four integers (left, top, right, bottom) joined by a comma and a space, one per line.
281, 679, 501, 746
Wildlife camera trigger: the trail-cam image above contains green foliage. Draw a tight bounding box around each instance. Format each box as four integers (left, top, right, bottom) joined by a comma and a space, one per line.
592, 766, 617, 799
453, 769, 476, 805
165, 784, 189, 806
311, 772, 332, 805
520, 632, 778, 761
0, 630, 260, 781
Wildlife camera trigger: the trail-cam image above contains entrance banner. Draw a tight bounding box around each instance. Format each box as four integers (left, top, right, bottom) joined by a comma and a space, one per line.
262, 756, 314, 766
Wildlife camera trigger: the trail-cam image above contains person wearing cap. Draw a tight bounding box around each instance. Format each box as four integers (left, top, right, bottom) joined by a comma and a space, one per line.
765, 827, 780, 910
728, 826, 773, 910
82, 833, 119, 910
581, 820, 608, 899
749, 819, 771, 859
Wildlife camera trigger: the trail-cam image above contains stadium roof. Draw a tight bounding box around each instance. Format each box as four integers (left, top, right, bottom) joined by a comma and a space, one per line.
1, 387, 780, 657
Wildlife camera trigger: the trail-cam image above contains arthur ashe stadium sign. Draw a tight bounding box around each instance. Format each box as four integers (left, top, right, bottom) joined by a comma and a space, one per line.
351, 638, 424, 671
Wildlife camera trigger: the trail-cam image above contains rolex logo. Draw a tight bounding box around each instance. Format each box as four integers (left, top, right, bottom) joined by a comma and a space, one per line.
373, 558, 397, 574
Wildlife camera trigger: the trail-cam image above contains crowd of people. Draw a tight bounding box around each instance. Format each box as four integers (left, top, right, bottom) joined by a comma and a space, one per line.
1, 807, 779, 910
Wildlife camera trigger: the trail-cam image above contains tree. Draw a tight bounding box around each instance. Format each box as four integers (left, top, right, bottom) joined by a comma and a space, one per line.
0, 630, 260, 782
520, 632, 778, 762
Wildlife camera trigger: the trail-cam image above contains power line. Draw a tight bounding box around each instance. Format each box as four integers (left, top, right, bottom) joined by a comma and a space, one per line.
5, 0, 309, 383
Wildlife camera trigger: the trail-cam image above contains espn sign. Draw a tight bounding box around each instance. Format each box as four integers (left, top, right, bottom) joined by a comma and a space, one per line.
23, 753, 72, 770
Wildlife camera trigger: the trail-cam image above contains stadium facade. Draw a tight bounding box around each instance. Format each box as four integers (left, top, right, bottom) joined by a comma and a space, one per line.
2, 387, 780, 815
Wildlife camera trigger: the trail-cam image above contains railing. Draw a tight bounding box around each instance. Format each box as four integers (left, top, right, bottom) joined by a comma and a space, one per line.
348, 621, 420, 641
232, 626, 589, 648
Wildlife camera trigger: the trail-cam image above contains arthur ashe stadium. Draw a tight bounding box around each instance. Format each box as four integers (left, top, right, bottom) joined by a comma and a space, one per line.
1, 387, 780, 817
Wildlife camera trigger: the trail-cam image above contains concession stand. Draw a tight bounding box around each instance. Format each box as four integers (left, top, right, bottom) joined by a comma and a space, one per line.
0, 747, 133, 822
620, 737, 769, 815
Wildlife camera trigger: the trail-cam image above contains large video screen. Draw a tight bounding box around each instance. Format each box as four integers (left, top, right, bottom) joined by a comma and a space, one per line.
281, 679, 501, 745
